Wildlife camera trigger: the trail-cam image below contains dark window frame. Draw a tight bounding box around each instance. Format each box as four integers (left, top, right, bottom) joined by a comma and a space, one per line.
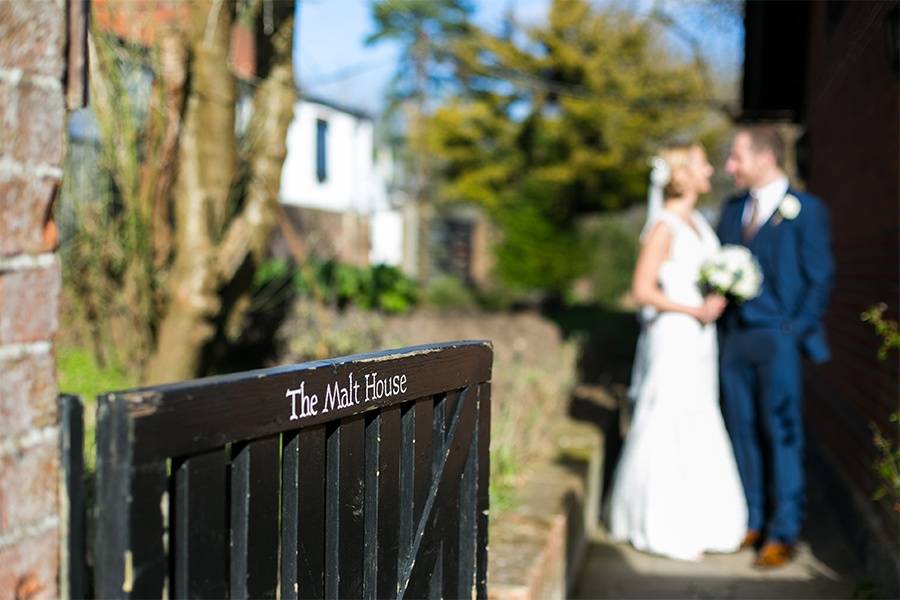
315, 118, 328, 183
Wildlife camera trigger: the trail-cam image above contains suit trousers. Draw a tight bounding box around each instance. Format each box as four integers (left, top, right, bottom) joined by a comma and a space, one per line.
719, 326, 805, 544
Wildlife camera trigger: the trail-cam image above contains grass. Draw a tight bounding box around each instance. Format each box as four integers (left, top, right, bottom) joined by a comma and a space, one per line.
57, 345, 138, 471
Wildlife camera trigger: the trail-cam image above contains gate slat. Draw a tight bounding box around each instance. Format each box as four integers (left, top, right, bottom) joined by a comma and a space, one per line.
441, 391, 464, 600
364, 411, 379, 599
325, 423, 340, 599
231, 436, 279, 599
413, 397, 434, 529
338, 415, 366, 598
375, 406, 401, 600
455, 389, 479, 598
398, 403, 416, 574
283, 426, 327, 599
281, 431, 301, 599
431, 394, 448, 600
59, 395, 85, 600
94, 395, 167, 599
130, 463, 169, 598
174, 449, 229, 599
406, 396, 434, 596
476, 383, 492, 599
298, 426, 326, 599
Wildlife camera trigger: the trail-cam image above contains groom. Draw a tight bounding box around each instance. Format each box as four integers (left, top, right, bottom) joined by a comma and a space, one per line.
717, 125, 834, 568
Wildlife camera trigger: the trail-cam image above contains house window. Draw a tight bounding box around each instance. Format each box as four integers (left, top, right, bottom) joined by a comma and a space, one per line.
315, 118, 328, 183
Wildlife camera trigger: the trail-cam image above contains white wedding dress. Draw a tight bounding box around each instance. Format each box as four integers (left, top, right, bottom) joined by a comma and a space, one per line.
607, 209, 747, 561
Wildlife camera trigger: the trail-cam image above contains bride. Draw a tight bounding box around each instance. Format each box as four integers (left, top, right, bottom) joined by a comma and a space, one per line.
607, 143, 747, 561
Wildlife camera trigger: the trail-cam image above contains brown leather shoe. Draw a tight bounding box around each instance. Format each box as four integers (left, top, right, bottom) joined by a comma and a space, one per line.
753, 540, 796, 569
739, 529, 761, 551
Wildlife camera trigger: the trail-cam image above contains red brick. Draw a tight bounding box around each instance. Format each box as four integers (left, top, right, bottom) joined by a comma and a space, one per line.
0, 528, 58, 600
0, 173, 59, 257
802, 0, 900, 544
0, 2, 65, 592
0, 261, 61, 345
0, 349, 57, 438
0, 441, 58, 537
0, 3, 65, 78
0, 80, 65, 166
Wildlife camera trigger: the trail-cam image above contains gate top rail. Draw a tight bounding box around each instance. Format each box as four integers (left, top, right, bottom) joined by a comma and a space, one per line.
101, 340, 492, 462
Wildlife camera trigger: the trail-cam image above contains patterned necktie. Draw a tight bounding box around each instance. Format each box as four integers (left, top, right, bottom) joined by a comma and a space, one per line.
742, 192, 759, 242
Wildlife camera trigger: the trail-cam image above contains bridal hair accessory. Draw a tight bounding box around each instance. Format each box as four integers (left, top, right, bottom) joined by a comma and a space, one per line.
639, 156, 671, 241
649, 156, 671, 187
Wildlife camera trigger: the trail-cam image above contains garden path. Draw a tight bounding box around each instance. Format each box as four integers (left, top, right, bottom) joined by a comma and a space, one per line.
572, 470, 866, 599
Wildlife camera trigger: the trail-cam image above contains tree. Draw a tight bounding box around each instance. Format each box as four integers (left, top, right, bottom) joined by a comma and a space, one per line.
367, 0, 474, 280
72, 0, 296, 383
426, 0, 721, 293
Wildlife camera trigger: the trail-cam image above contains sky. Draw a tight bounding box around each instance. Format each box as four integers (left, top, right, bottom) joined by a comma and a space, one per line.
294, 0, 744, 116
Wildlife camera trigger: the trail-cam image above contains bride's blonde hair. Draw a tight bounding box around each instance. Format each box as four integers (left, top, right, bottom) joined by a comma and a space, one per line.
658, 142, 701, 200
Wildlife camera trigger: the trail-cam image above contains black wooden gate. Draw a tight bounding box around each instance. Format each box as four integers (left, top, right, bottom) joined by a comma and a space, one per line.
74, 341, 491, 599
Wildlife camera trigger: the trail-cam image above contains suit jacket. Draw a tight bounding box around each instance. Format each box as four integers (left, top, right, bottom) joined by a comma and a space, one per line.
717, 187, 835, 363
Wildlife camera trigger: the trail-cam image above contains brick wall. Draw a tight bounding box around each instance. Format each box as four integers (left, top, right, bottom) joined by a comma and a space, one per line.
0, 2, 66, 598
802, 0, 899, 547
275, 205, 372, 267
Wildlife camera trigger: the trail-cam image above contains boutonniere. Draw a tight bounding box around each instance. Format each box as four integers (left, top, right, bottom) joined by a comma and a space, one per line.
774, 194, 801, 225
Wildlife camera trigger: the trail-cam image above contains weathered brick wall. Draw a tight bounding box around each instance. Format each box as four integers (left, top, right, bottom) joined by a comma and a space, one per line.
803, 1, 899, 543
275, 205, 372, 267
0, 2, 66, 598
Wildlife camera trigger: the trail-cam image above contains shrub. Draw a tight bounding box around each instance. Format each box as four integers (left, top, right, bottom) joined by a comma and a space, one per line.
254, 258, 418, 314
583, 214, 639, 306
423, 275, 477, 311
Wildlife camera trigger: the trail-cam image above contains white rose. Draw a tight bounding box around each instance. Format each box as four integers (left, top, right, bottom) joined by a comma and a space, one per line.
721, 247, 748, 275
732, 277, 758, 300
778, 194, 801, 220
710, 270, 733, 291
733, 260, 763, 300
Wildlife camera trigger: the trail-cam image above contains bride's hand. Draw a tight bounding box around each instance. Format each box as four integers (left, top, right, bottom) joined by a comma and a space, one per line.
694, 294, 727, 323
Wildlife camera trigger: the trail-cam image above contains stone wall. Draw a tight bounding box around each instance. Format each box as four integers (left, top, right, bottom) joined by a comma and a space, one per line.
0, 2, 67, 598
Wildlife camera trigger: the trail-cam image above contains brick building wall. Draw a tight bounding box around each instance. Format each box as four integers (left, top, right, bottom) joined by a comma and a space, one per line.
801, 0, 899, 573
0, 2, 67, 598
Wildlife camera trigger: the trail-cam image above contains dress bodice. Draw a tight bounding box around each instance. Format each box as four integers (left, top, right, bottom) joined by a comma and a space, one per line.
655, 210, 720, 307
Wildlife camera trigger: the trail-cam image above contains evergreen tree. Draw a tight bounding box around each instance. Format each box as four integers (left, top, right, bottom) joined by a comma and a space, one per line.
427, 0, 721, 293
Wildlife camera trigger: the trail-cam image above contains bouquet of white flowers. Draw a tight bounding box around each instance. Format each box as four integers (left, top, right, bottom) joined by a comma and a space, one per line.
699, 245, 763, 302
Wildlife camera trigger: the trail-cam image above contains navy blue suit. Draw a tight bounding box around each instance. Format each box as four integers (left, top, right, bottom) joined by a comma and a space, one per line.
716, 187, 834, 544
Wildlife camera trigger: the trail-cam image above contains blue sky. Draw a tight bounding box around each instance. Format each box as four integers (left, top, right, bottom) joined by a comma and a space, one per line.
294, 0, 744, 115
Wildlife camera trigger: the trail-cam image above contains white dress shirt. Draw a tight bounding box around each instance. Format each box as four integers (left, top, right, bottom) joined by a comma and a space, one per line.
742, 175, 790, 229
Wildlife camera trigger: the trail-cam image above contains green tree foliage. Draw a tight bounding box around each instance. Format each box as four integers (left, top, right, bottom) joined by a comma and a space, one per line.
861, 304, 900, 511
426, 0, 718, 292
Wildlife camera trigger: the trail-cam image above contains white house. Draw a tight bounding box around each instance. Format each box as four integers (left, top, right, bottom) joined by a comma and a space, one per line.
279, 95, 404, 267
